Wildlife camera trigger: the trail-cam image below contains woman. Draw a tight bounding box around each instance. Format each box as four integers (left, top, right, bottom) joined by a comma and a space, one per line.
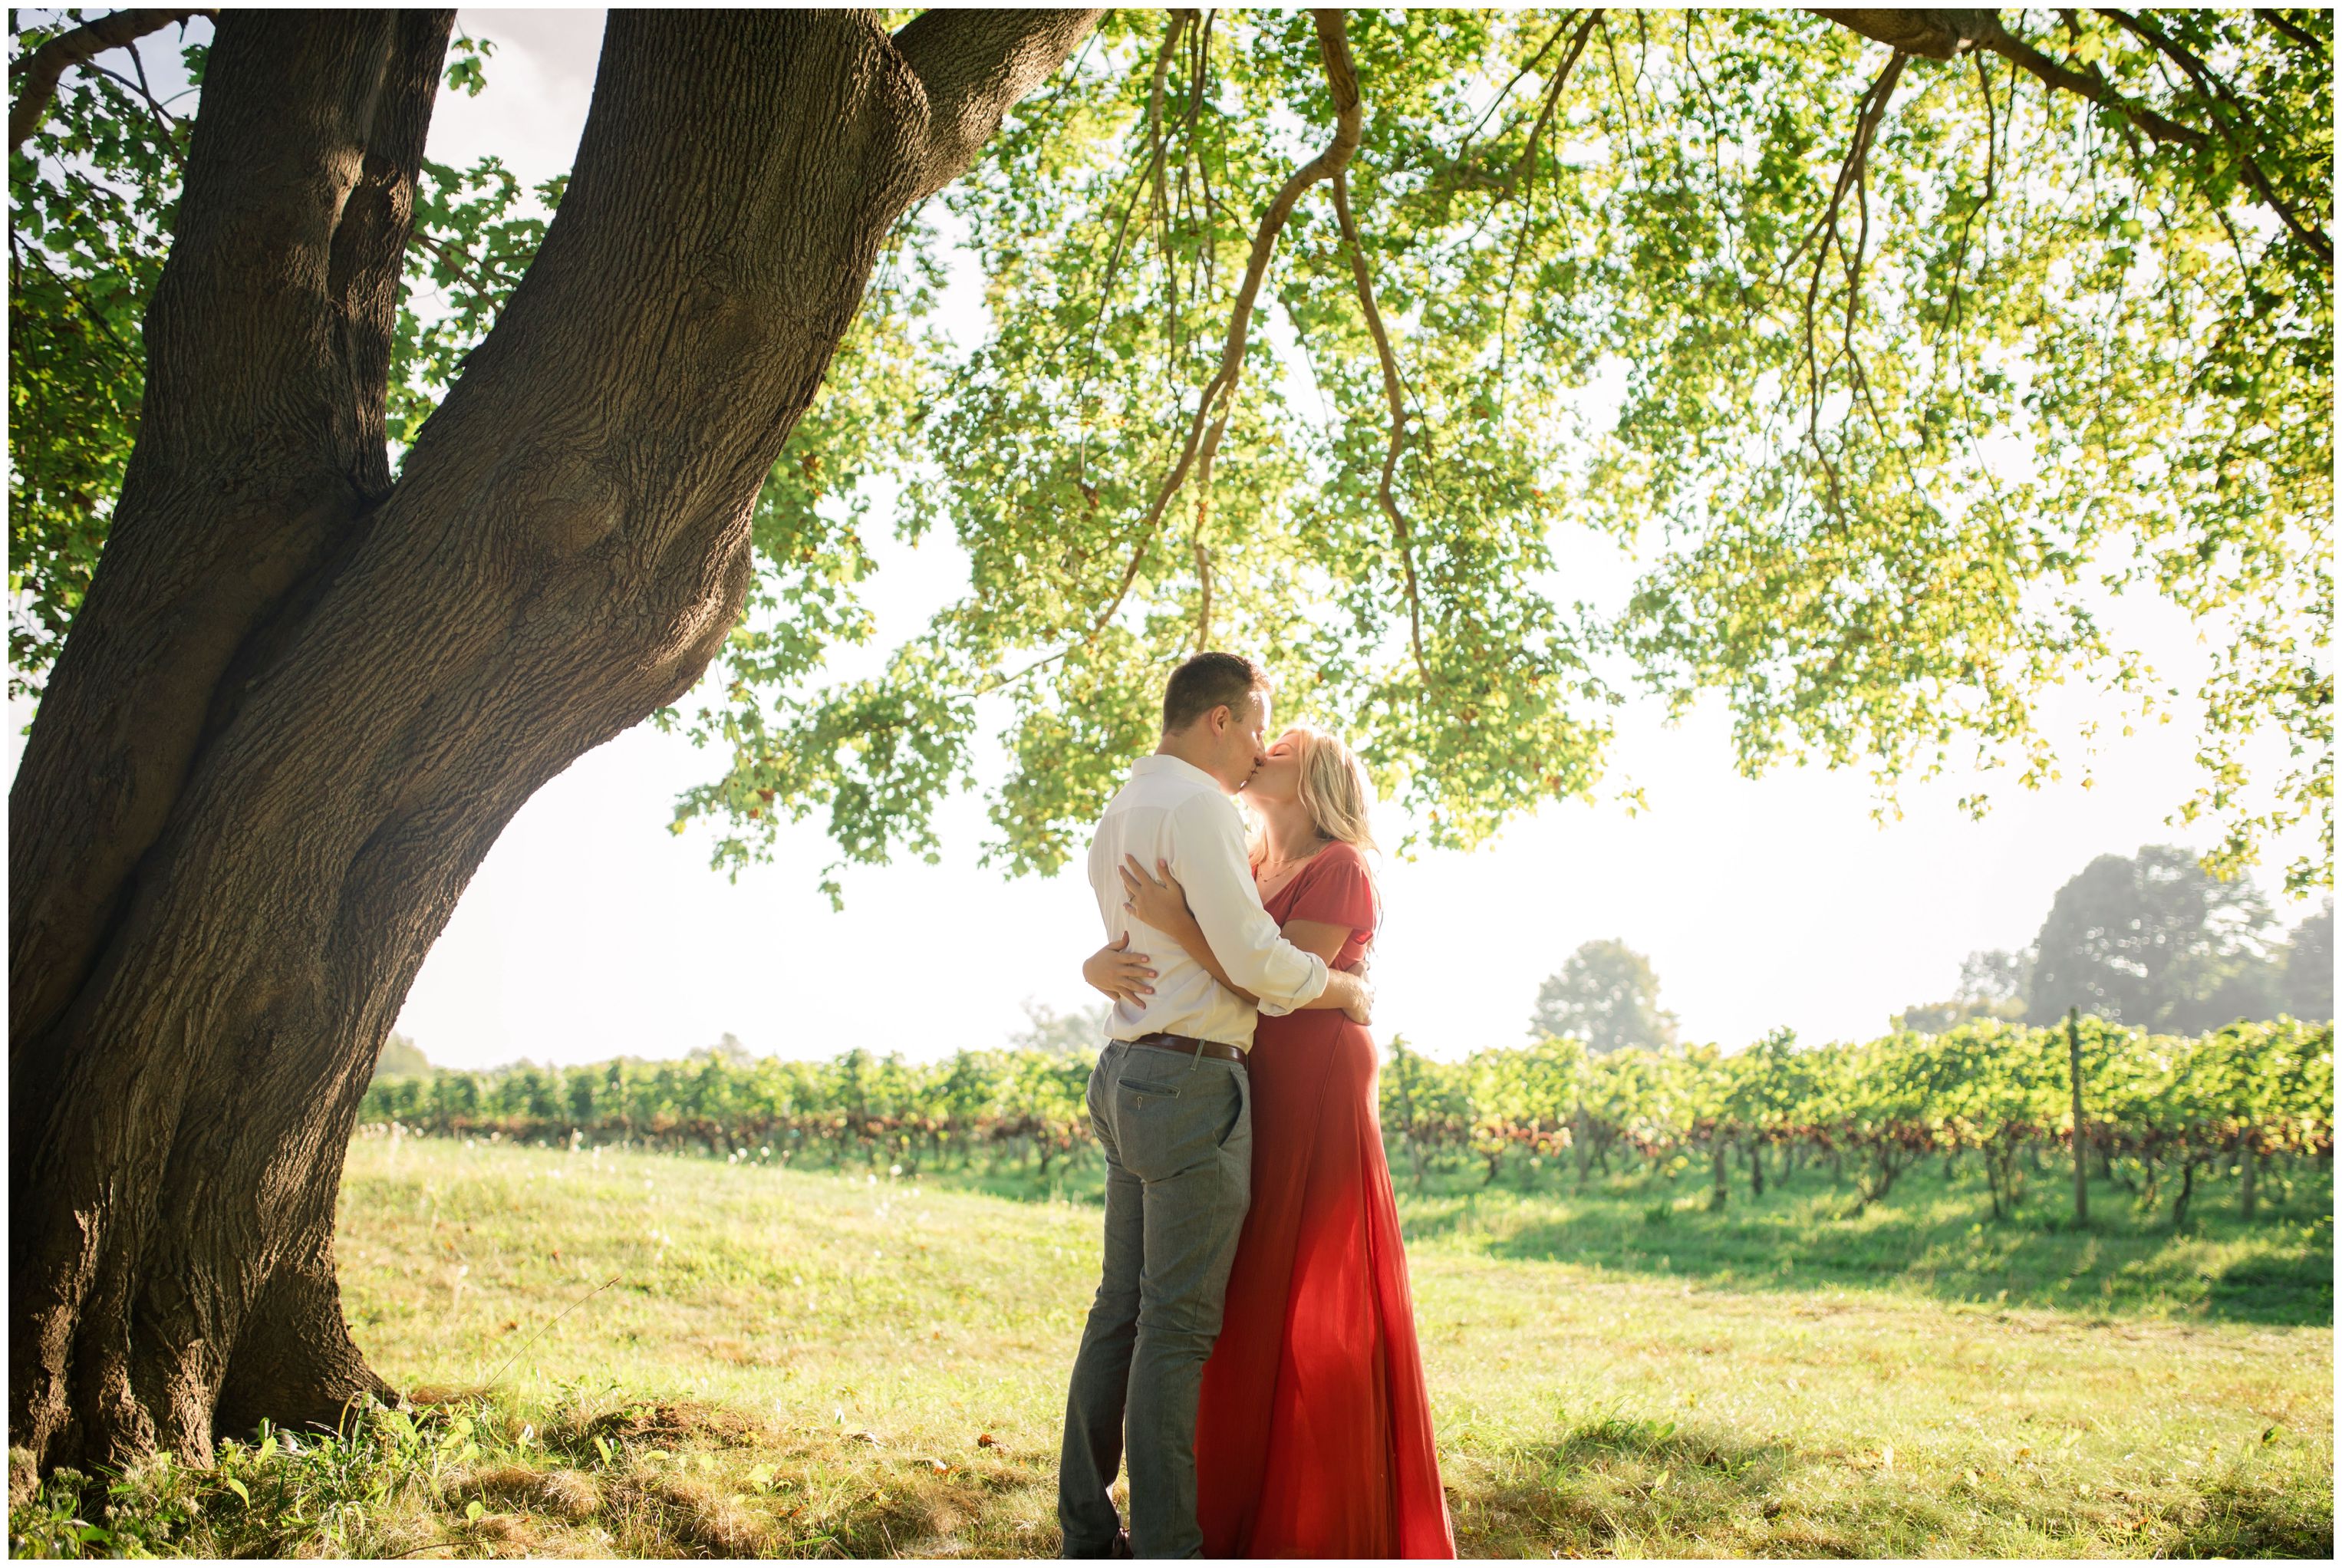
1083, 724, 1454, 1559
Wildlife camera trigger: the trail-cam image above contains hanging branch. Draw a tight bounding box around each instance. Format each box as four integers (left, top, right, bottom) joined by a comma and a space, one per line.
1833, 66, 1930, 512
16, 242, 139, 356
1146, 10, 1191, 381
1500, 11, 1602, 200
1939, 50, 2001, 341
1085, 8, 1364, 647
85, 58, 173, 141
1798, 49, 1907, 517
1192, 536, 1214, 652
1066, 12, 1194, 478
1188, 329, 1232, 653
1492, 13, 1600, 369
1174, 8, 1219, 328
1332, 171, 1429, 689
1453, 10, 1578, 158
9, 8, 212, 151
410, 229, 504, 318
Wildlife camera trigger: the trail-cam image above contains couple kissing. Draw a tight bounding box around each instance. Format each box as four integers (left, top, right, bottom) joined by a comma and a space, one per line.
1056, 651, 1454, 1559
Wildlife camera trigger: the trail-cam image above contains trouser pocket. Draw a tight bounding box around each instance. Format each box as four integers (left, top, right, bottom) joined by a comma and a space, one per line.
1115, 1052, 1243, 1182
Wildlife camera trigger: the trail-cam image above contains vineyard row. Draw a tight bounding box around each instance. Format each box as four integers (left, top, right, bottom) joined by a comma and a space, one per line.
361, 1017, 2330, 1224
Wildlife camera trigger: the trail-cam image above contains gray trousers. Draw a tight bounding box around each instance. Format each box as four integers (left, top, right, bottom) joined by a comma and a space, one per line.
1058, 1039, 1252, 1559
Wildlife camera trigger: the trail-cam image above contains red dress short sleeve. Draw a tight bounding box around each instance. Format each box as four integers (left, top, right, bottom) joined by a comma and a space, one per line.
1281, 842, 1377, 963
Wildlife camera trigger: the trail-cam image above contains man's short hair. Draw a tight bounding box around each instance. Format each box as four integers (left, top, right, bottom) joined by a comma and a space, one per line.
1162, 651, 1268, 734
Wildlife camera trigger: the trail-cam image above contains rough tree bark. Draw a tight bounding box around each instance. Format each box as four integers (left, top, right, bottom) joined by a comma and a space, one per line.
9, 5, 1098, 1481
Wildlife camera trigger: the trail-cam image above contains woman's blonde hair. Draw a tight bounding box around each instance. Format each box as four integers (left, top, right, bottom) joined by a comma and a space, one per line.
1253, 723, 1379, 854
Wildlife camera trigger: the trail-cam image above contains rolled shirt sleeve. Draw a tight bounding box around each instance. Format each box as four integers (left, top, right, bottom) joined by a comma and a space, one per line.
1168, 792, 1329, 1015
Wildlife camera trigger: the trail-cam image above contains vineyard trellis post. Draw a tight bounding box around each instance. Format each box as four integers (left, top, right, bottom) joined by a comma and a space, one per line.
2067, 1007, 2088, 1227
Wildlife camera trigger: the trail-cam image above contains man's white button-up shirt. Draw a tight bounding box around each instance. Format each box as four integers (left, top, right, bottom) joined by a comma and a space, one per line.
1086, 753, 1329, 1051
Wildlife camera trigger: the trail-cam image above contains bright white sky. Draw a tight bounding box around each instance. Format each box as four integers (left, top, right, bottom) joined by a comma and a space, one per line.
8, 9, 2327, 1070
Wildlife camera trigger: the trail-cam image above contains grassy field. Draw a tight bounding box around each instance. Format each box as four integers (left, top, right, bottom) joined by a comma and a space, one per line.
12, 1130, 2331, 1558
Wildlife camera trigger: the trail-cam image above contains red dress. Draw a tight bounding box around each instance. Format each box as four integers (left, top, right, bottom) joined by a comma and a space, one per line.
1194, 842, 1456, 1558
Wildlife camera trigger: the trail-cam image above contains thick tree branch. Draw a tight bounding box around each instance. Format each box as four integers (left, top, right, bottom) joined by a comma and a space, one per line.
2258, 11, 2324, 55
1970, 18, 2199, 143
1808, 8, 1993, 61
2097, 8, 2332, 268
1085, 8, 1364, 646
9, 8, 212, 151
890, 7, 1105, 205
1811, 10, 2330, 271
1814, 10, 2158, 135
1812, 9, 2200, 143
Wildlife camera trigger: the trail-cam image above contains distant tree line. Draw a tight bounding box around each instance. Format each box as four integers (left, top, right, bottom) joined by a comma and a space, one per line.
1522, 845, 2334, 1051
1902, 847, 2332, 1036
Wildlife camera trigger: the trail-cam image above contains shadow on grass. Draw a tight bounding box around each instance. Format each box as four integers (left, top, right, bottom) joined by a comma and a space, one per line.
1454, 1414, 1815, 1557
570, 1141, 2333, 1328
1395, 1164, 2333, 1327
1451, 1412, 2335, 1560
2196, 1251, 2333, 1326
2172, 1465, 2335, 1558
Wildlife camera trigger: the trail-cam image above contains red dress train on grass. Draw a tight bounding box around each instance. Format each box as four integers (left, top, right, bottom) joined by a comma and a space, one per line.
1194, 840, 1456, 1558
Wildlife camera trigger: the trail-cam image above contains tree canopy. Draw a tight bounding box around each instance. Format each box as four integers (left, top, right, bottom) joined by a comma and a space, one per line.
12, 8, 2334, 901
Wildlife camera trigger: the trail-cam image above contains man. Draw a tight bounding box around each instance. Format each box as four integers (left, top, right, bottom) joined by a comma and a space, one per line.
1058, 651, 1372, 1559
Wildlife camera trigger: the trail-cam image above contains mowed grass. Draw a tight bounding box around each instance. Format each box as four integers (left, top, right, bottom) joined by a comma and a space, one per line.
318, 1132, 2328, 1557
15, 1133, 2327, 1558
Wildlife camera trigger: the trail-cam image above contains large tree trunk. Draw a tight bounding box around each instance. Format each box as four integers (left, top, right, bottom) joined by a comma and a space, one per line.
10, 5, 1097, 1479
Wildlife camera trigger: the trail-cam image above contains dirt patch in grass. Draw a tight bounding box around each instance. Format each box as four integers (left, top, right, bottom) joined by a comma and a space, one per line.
546, 1395, 764, 1453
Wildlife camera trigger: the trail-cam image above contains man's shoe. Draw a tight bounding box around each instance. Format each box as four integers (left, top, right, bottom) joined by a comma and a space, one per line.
1060, 1527, 1134, 1560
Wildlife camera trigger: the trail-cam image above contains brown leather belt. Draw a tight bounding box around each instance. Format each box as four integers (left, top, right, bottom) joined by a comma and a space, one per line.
1131, 1031, 1246, 1064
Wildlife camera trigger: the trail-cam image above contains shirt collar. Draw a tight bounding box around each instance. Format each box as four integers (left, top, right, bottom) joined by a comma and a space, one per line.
1133, 753, 1224, 792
